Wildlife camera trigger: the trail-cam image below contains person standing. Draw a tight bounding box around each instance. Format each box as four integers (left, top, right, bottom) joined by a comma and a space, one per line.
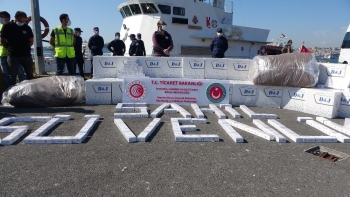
281, 40, 293, 53
74, 27, 85, 78
88, 27, 104, 78
49, 13, 76, 75
0, 11, 34, 86
107, 32, 125, 56
136, 33, 146, 56
128, 34, 142, 56
210, 28, 228, 58
0, 11, 26, 89
152, 20, 173, 57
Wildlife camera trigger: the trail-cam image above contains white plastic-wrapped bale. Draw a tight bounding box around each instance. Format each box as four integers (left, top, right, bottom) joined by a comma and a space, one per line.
249, 53, 319, 87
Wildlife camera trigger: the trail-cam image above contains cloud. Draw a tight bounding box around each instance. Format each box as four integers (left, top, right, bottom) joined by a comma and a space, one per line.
320, 41, 328, 45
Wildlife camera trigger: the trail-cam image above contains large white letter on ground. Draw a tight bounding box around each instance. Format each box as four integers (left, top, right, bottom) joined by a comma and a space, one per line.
23, 115, 100, 144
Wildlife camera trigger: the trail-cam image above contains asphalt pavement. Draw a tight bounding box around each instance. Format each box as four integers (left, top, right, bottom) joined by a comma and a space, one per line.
0, 105, 350, 197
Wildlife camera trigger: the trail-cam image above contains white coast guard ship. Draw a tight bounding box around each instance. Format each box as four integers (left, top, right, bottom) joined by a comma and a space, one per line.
117, 0, 270, 58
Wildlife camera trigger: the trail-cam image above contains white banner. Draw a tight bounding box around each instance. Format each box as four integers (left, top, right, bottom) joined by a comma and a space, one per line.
122, 78, 230, 105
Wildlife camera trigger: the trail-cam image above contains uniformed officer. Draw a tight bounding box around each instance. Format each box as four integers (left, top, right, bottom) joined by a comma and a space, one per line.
88, 27, 104, 78
136, 33, 146, 56
107, 32, 125, 56
74, 27, 85, 78
210, 28, 228, 58
128, 34, 143, 56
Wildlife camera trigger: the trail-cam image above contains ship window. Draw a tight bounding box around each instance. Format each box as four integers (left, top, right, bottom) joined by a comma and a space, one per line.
119, 9, 126, 18
172, 17, 188, 24
141, 3, 158, 14
158, 4, 171, 14
173, 7, 185, 16
342, 32, 350, 49
122, 5, 132, 17
129, 4, 142, 15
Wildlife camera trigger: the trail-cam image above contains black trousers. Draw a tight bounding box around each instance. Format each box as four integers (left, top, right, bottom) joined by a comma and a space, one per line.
75, 54, 84, 78
8, 56, 34, 86
212, 53, 225, 58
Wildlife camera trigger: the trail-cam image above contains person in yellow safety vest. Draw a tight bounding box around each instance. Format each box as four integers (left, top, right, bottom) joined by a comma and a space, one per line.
49, 13, 75, 75
0, 11, 26, 89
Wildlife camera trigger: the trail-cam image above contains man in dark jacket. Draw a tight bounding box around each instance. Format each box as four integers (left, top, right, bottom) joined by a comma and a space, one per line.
0, 11, 34, 86
74, 27, 85, 78
128, 34, 143, 56
88, 27, 104, 78
210, 28, 228, 58
136, 33, 146, 56
107, 32, 125, 56
152, 20, 173, 57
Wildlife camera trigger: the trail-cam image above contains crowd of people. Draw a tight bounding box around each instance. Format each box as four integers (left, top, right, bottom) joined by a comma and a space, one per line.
1, 11, 231, 89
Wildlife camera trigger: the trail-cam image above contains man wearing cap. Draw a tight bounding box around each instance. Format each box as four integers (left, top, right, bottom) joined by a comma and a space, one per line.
88, 27, 104, 78
128, 34, 143, 56
50, 13, 76, 75
152, 20, 173, 57
210, 28, 228, 58
107, 32, 125, 56
74, 27, 85, 78
1, 11, 34, 86
136, 33, 146, 56
0, 11, 26, 89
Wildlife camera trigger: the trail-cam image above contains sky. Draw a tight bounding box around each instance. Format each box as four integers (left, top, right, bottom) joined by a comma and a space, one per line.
1, 0, 349, 48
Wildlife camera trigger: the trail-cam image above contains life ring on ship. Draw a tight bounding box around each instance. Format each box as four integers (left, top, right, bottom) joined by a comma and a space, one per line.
259, 46, 267, 55
26, 16, 50, 38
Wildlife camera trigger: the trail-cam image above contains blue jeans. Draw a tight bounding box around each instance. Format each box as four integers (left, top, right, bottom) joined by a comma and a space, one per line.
56, 57, 75, 75
1, 56, 26, 89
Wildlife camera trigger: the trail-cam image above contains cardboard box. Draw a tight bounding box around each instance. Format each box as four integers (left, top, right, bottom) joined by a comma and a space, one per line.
53, 136, 73, 144
204, 58, 228, 79
227, 119, 274, 141
111, 78, 123, 105
230, 81, 258, 106
218, 119, 244, 143
182, 57, 205, 79
138, 57, 183, 78
84, 115, 100, 120
297, 117, 313, 122
338, 91, 350, 118
86, 78, 114, 105
224, 106, 241, 118
54, 115, 71, 121
253, 120, 286, 143
318, 63, 349, 85
164, 109, 178, 114
256, 86, 283, 109
137, 118, 160, 142
281, 87, 306, 113
191, 103, 205, 118
226, 59, 252, 80
93, 56, 117, 78
180, 125, 197, 132
303, 88, 342, 118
